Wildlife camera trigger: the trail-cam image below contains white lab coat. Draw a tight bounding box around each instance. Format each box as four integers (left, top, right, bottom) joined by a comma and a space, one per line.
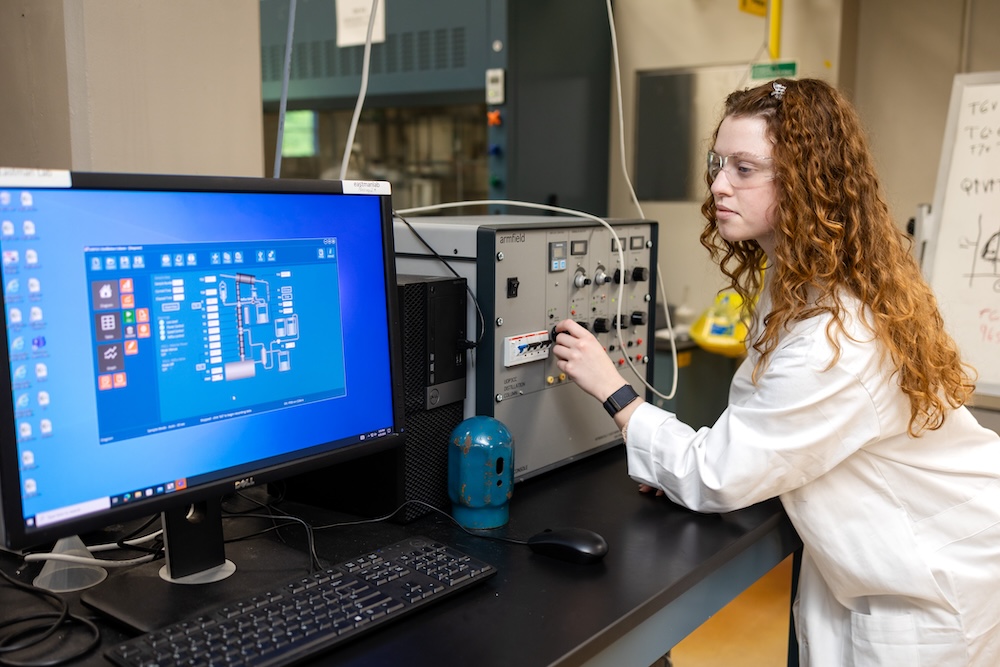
625, 292, 1000, 666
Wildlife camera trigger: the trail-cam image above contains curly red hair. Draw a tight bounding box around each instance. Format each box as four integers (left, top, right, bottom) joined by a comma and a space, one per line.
699, 78, 975, 436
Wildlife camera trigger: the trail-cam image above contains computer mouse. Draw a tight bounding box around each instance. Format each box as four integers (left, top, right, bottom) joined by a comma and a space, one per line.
526, 527, 608, 564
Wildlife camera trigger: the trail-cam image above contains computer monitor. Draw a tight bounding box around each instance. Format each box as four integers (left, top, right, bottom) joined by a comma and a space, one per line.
0, 170, 405, 628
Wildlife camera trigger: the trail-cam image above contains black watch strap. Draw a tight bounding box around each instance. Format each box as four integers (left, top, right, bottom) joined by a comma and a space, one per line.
603, 384, 639, 418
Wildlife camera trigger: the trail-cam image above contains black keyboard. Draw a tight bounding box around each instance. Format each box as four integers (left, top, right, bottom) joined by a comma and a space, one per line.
106, 536, 496, 667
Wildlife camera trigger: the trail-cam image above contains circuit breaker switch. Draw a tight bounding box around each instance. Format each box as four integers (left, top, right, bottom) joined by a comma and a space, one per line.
504, 330, 552, 367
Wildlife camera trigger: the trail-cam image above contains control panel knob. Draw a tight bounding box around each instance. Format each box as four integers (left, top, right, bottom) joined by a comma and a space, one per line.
630, 311, 647, 326
573, 272, 591, 289
613, 269, 630, 285
593, 317, 610, 333
593, 269, 609, 286
613, 315, 629, 330
631, 266, 649, 282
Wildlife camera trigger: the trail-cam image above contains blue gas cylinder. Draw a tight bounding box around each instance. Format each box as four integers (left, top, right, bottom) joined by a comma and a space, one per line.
448, 416, 514, 529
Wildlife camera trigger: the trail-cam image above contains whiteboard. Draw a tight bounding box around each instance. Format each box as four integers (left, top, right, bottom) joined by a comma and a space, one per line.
925, 72, 1000, 401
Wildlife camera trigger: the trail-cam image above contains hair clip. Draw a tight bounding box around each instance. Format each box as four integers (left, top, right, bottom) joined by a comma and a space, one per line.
771, 82, 786, 100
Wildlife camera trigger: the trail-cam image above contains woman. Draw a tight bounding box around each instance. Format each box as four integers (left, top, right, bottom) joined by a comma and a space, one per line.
552, 78, 1000, 665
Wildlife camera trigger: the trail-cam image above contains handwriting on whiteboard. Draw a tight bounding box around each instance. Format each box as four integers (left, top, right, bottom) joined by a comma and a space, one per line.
954, 96, 1000, 291
982, 307, 1000, 345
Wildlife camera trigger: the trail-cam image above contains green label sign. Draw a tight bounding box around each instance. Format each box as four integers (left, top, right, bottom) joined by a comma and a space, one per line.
751, 61, 798, 80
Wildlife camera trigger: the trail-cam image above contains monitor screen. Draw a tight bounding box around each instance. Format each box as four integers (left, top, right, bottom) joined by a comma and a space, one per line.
0, 171, 405, 558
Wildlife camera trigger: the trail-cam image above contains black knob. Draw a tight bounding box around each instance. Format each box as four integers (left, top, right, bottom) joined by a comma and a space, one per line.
576, 320, 590, 330
613, 269, 630, 284
631, 266, 649, 282
613, 315, 629, 330
631, 311, 647, 326
593, 317, 610, 333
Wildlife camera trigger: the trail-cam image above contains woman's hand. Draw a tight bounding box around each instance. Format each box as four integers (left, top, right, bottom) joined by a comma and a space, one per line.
550, 319, 629, 402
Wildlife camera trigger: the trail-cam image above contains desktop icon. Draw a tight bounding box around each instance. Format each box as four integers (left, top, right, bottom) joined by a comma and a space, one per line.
39, 419, 52, 436
20, 192, 32, 207
21, 450, 35, 468
24, 479, 37, 496
27, 277, 40, 293
2, 220, 14, 236
6, 278, 18, 294
35, 363, 47, 380
37, 390, 50, 407
23, 220, 35, 236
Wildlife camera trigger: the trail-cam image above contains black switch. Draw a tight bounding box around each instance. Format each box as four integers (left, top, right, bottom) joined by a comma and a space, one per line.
507, 277, 520, 298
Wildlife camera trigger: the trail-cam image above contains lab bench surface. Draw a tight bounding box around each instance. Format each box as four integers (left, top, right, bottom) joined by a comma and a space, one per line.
0, 445, 801, 666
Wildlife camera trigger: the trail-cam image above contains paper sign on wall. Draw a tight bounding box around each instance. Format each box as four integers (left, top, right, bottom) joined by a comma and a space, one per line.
336, 0, 386, 48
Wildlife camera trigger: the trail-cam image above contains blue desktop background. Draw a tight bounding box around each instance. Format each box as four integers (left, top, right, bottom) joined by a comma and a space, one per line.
2, 186, 396, 525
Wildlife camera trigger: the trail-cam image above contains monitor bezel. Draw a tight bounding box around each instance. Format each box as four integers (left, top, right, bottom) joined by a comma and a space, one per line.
0, 171, 407, 552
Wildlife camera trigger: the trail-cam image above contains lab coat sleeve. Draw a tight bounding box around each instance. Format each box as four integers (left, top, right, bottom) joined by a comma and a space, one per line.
625, 331, 884, 512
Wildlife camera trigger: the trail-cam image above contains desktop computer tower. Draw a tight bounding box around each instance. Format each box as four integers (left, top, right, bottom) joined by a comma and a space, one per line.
278, 275, 468, 521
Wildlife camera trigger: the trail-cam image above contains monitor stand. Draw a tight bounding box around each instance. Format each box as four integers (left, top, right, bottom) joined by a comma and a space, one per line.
80, 497, 313, 633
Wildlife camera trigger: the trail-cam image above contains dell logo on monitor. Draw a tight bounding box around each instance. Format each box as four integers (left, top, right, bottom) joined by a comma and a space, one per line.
234, 477, 256, 490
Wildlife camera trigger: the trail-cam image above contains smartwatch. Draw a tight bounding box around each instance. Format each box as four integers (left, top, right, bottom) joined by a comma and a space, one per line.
603, 383, 639, 418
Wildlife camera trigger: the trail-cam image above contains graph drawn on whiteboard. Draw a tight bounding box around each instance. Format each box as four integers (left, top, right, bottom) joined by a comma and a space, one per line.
925, 71, 1000, 402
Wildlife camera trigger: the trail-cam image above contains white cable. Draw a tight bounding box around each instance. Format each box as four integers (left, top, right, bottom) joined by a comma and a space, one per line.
87, 529, 163, 553
272, 0, 298, 178
23, 552, 157, 568
606, 0, 644, 222
396, 199, 673, 401
339, 0, 379, 180
604, 1, 677, 401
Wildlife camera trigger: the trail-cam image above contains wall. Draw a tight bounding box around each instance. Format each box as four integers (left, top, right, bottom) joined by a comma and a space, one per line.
853, 1, 1000, 244
607, 0, 848, 312
0, 1, 264, 177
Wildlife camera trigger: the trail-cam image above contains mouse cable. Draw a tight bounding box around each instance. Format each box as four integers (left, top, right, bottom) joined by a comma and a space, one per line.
310, 500, 529, 547
222, 507, 322, 574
